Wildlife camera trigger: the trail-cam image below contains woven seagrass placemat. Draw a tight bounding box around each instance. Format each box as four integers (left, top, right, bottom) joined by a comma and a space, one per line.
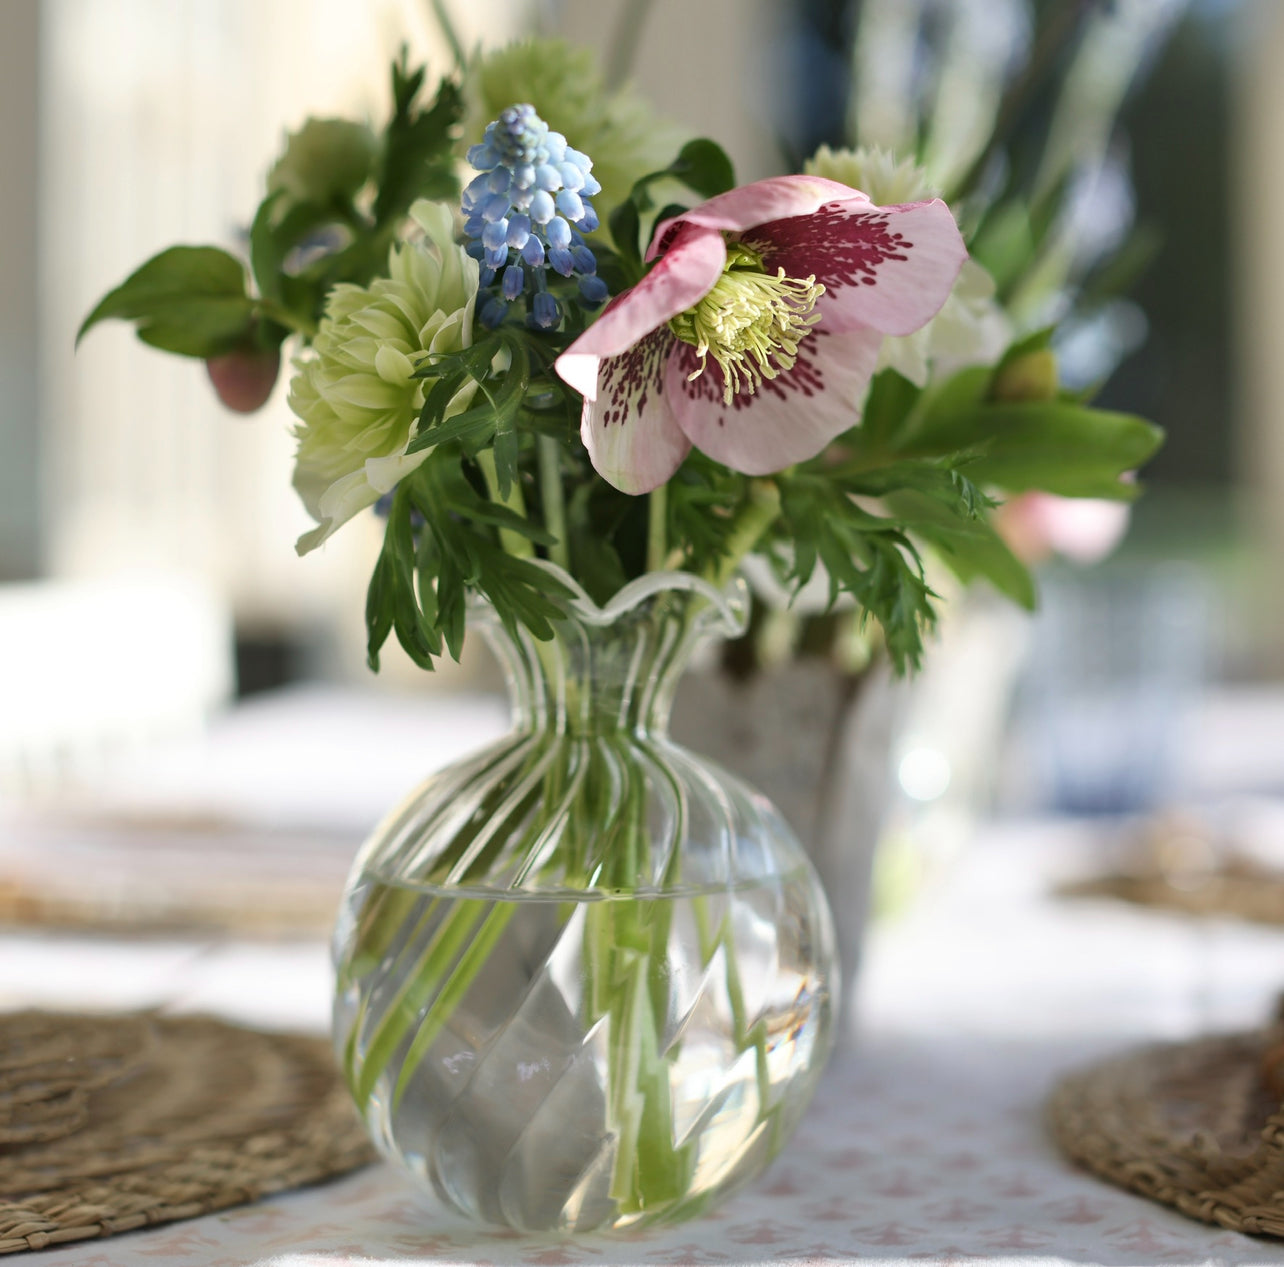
0, 1011, 375, 1255
1058, 864, 1284, 926
1048, 1008, 1284, 1238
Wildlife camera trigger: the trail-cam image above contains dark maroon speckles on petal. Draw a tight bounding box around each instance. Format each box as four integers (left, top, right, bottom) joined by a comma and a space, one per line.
671, 330, 831, 419
667, 322, 881, 476
750, 204, 910, 292
672, 343, 723, 408
598, 328, 674, 428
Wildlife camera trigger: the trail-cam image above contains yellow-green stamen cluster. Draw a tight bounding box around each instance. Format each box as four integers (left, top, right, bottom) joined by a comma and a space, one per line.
669, 241, 824, 403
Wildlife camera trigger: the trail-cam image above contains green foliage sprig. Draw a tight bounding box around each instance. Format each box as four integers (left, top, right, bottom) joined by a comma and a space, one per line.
79, 36, 1165, 680
79, 52, 463, 361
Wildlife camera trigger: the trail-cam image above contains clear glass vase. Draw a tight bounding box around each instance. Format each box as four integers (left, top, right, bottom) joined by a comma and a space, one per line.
332, 569, 839, 1233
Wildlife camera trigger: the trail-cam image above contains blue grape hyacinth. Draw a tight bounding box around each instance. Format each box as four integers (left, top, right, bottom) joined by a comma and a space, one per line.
462, 105, 609, 329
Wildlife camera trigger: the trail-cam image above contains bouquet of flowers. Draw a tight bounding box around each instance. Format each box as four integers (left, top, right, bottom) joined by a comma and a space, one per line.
80, 23, 1164, 1231
80, 37, 1159, 680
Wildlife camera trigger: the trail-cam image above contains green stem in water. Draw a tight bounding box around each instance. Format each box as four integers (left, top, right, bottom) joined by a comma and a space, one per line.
537, 435, 570, 570
646, 484, 668, 574
476, 449, 534, 560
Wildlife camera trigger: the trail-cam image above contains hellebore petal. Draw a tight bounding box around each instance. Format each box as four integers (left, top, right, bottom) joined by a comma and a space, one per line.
557, 174, 968, 494
555, 223, 725, 399
580, 327, 691, 494
666, 324, 884, 474
646, 175, 868, 260
751, 198, 967, 337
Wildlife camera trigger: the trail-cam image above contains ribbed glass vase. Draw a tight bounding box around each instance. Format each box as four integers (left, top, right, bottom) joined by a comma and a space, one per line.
332, 569, 839, 1233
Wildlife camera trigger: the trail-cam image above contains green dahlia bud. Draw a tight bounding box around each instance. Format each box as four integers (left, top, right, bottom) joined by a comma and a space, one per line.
267, 117, 377, 209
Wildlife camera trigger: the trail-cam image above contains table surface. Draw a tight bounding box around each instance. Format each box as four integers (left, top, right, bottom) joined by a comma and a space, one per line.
4, 688, 1284, 1267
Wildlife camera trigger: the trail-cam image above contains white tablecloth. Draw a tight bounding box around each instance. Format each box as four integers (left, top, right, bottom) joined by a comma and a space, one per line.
4, 690, 1284, 1266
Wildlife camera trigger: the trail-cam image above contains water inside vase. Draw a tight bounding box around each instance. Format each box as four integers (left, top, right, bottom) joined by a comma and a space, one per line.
333, 866, 833, 1232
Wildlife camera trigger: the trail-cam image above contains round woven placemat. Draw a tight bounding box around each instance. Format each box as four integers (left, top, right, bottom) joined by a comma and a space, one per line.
1048, 1012, 1284, 1238
0, 1011, 375, 1255
1058, 867, 1284, 926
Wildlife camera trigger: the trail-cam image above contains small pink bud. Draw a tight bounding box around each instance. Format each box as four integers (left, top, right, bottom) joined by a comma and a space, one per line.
205, 347, 281, 414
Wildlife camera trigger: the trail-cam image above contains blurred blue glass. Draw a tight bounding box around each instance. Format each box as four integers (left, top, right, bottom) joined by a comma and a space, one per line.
1026, 566, 1209, 816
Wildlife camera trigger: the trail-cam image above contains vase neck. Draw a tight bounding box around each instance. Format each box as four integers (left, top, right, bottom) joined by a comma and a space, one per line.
476, 573, 748, 739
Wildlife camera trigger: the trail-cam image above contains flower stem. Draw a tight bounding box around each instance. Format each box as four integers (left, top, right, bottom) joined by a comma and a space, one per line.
607, 0, 658, 83
537, 435, 570, 570
646, 484, 668, 574
428, 0, 466, 71
256, 299, 317, 338
708, 478, 782, 588
476, 449, 534, 560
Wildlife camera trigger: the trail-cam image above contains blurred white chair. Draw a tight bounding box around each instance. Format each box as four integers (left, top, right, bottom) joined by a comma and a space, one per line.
0, 572, 234, 798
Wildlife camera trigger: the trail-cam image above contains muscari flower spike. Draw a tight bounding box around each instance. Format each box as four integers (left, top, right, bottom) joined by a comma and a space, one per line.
462, 104, 609, 330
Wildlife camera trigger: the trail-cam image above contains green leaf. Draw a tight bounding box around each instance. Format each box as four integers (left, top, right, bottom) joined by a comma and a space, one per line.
248, 193, 348, 311
491, 424, 520, 500
886, 489, 1036, 609
609, 139, 736, 273
856, 369, 921, 450
912, 365, 994, 433
844, 458, 996, 519
366, 483, 445, 672
665, 139, 736, 198
776, 474, 937, 673
78, 246, 255, 357
407, 396, 495, 456
1077, 224, 1163, 311
459, 500, 557, 547
249, 193, 288, 304
901, 401, 1164, 497
373, 64, 462, 227
436, 549, 468, 662
609, 199, 642, 269
565, 481, 637, 603
364, 544, 396, 672
969, 201, 1036, 295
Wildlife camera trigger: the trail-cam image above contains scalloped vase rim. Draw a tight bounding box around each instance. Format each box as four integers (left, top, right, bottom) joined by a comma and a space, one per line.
474, 561, 751, 637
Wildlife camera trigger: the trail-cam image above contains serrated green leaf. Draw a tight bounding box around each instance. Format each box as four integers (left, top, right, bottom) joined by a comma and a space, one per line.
457, 500, 557, 547
491, 424, 519, 500
844, 458, 996, 518
373, 69, 462, 227
886, 489, 1036, 609
407, 398, 495, 455
776, 474, 936, 672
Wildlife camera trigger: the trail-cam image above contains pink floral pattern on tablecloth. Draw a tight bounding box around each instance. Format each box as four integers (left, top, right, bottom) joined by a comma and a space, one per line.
31, 1039, 1282, 1267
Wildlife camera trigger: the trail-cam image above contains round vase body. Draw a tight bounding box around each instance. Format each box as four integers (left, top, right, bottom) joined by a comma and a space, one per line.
332, 573, 838, 1233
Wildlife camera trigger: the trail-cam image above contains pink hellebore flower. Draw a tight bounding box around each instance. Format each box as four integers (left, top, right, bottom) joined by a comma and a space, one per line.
555, 175, 968, 494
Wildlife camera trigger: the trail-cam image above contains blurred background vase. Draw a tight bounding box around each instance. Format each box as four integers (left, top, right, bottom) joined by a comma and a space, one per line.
331, 572, 839, 1233
671, 634, 903, 1045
